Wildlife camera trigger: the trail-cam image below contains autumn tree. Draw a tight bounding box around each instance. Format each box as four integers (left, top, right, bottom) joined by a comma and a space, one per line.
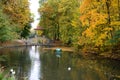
39, 0, 60, 40
58, 0, 81, 45
79, 0, 120, 53
0, 10, 17, 42
39, 0, 120, 54
1, 0, 31, 37
39, 0, 81, 45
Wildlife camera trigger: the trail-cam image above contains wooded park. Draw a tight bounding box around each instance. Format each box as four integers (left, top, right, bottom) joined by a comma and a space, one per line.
0, 0, 120, 80
0, 0, 120, 59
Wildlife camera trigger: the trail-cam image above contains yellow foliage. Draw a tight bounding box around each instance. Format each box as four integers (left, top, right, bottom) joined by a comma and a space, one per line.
80, 8, 107, 27
111, 0, 118, 7
80, 0, 92, 14
39, 3, 53, 13
71, 21, 78, 27
80, 15, 89, 26
77, 36, 86, 45
95, 32, 108, 46
36, 30, 43, 36
103, 27, 113, 31
110, 21, 120, 26
82, 27, 95, 39
2, 0, 31, 29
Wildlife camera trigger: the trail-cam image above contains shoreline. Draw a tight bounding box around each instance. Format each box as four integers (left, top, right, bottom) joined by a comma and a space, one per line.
0, 41, 120, 60
43, 46, 74, 52
0, 44, 74, 52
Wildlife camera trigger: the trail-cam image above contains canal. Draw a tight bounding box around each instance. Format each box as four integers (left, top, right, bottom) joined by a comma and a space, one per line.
0, 46, 120, 80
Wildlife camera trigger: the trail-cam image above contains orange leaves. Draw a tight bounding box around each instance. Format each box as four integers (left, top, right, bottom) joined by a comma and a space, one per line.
80, 0, 92, 14
80, 8, 107, 27
82, 27, 95, 39
79, 0, 112, 47
80, 14, 89, 26
78, 0, 120, 50
90, 12, 107, 27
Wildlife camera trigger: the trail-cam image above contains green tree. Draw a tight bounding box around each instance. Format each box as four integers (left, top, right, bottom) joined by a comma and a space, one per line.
58, 0, 81, 45
0, 10, 17, 42
1, 0, 31, 37
39, 0, 81, 45
39, 0, 60, 40
20, 23, 31, 39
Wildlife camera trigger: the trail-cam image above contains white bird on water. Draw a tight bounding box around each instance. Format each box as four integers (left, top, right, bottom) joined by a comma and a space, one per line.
10, 69, 15, 75
68, 67, 71, 71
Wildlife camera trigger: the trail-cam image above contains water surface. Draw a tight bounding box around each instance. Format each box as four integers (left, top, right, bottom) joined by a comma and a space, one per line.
0, 46, 120, 80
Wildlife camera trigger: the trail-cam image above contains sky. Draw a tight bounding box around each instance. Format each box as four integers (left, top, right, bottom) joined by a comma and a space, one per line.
29, 0, 40, 29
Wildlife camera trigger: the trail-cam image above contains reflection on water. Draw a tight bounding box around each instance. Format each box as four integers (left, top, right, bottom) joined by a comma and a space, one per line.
29, 46, 41, 80
0, 46, 120, 80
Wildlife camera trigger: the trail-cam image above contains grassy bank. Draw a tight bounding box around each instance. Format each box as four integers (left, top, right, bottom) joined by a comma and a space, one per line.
0, 40, 25, 48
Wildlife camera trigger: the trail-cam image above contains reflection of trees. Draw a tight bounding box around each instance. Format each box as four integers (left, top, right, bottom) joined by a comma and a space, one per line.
1, 48, 120, 80
40, 51, 120, 80
71, 56, 120, 80
40, 52, 68, 80
16, 47, 31, 80
0, 47, 31, 80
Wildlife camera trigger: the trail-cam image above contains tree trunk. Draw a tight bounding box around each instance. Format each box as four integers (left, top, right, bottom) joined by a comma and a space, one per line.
106, 0, 114, 53
106, 0, 113, 38
118, 0, 120, 21
57, 23, 60, 40
106, 0, 111, 24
